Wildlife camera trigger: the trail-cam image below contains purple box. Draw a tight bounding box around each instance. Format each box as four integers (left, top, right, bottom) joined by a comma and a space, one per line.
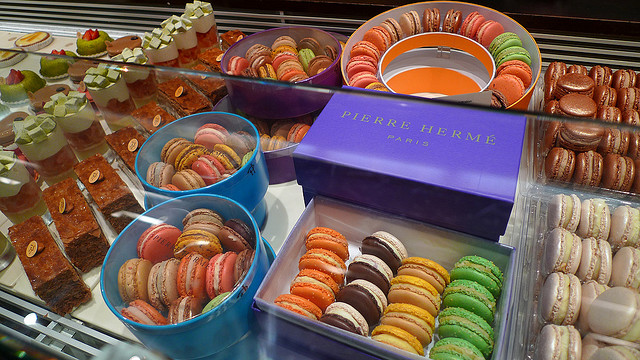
293, 92, 526, 240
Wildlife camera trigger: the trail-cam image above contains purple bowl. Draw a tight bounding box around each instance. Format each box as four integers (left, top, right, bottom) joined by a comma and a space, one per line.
221, 27, 342, 119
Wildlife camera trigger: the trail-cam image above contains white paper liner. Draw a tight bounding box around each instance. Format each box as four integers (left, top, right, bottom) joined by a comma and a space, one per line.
0, 52, 27, 68
43, 73, 70, 81
15, 34, 53, 51
76, 50, 108, 59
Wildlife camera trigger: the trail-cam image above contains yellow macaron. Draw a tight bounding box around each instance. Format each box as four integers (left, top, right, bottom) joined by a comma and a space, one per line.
381, 303, 435, 346
174, 229, 223, 259
388, 275, 441, 317
398, 257, 450, 294
372, 324, 424, 355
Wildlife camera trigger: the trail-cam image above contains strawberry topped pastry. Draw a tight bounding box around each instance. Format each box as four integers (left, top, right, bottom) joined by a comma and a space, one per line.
0, 69, 46, 104
76, 29, 113, 57
40, 49, 77, 79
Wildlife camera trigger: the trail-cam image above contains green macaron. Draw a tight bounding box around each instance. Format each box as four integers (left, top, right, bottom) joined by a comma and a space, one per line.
450, 256, 503, 298
442, 279, 496, 324
202, 291, 230, 313
430, 337, 485, 360
494, 46, 531, 67
437, 307, 495, 358
488, 32, 522, 58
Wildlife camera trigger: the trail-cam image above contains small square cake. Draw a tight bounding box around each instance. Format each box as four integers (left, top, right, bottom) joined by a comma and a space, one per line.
197, 48, 224, 72
131, 101, 176, 134
221, 30, 246, 50
8, 216, 92, 316
158, 78, 212, 118
74, 154, 143, 233
43, 178, 109, 272
105, 126, 146, 172
184, 64, 227, 104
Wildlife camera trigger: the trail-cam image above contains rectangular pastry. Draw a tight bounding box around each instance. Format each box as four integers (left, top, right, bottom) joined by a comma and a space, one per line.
43, 178, 109, 273
105, 126, 146, 172
183, 64, 227, 105
197, 48, 224, 72
221, 30, 246, 50
157, 78, 212, 118
74, 154, 143, 233
8, 216, 92, 316
131, 101, 176, 134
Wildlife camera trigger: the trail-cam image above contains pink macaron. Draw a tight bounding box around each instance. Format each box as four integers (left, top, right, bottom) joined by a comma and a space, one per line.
460, 11, 485, 39
137, 224, 182, 264
177, 252, 209, 301
194, 123, 229, 150
206, 251, 238, 298
147, 258, 180, 312
121, 299, 169, 326
476, 20, 505, 48
350, 41, 381, 63
346, 55, 378, 80
192, 155, 226, 186
226, 56, 249, 75
349, 72, 379, 88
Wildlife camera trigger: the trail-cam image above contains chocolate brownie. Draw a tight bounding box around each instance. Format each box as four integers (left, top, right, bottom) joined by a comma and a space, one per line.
131, 101, 176, 134
183, 64, 227, 105
74, 154, 143, 233
197, 48, 224, 72
8, 216, 92, 315
43, 178, 108, 272
105, 126, 146, 172
157, 78, 212, 118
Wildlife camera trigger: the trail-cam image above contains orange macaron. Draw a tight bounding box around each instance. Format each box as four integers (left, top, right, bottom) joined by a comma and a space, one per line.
290, 268, 340, 312
274, 293, 323, 320
305, 226, 349, 262
488, 73, 525, 107
497, 59, 533, 88
299, 248, 347, 285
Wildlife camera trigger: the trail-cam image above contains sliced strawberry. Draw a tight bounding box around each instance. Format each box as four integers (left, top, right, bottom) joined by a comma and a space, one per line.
51, 49, 60, 55
6, 69, 24, 85
60, 49, 67, 55
90, 29, 99, 40
82, 30, 93, 41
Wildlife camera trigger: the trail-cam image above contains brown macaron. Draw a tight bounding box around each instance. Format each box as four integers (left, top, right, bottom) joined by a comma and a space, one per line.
628, 133, 640, 160
422, 8, 441, 32
573, 150, 603, 187
554, 73, 595, 99
596, 106, 622, 123
545, 62, 567, 86
592, 85, 617, 108
589, 65, 613, 87
601, 153, 635, 191
558, 93, 597, 118
598, 129, 630, 156
611, 69, 636, 89
545, 147, 576, 182
542, 121, 561, 155
442, 9, 462, 33
544, 100, 560, 114
623, 109, 640, 126
567, 64, 588, 75
617, 87, 640, 113
557, 122, 604, 152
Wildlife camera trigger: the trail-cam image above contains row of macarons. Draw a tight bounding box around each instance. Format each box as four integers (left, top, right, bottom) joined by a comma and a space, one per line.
226, 35, 338, 82
273, 226, 504, 358
117, 208, 256, 325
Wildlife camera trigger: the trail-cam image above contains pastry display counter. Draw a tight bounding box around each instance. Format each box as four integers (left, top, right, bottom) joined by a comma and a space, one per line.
0, 1, 640, 360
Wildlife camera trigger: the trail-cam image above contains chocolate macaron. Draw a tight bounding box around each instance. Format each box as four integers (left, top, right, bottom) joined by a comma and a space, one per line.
337, 279, 387, 326
573, 150, 603, 187
545, 147, 575, 182
346, 254, 393, 294
361, 231, 408, 273
557, 93, 597, 118
601, 153, 635, 192
554, 73, 595, 99
557, 122, 603, 152
320, 301, 369, 336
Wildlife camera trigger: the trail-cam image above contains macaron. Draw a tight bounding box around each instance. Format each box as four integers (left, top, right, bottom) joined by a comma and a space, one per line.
271, 35, 297, 50
349, 72, 378, 88
535, 324, 582, 360
597, 104, 622, 122
590, 346, 640, 360
120, 299, 169, 326
147, 258, 180, 312
578, 280, 609, 333
460, 11, 485, 39
398, 11, 421, 37
429, 337, 484, 360
287, 123, 311, 143
203, 291, 231, 314
118, 258, 153, 303
137, 223, 182, 264
442, 9, 462, 33
610, 247, 640, 290
494, 45, 531, 67
212, 143, 241, 170
320, 301, 369, 336
437, 307, 495, 358
609, 206, 640, 251
175, 144, 209, 171
205, 251, 238, 298
161, 138, 191, 165
547, 194, 581, 232
576, 237, 612, 284
380, 17, 404, 43
290, 268, 340, 312
275, 293, 323, 321
497, 59, 533, 88
489, 32, 522, 58
172, 169, 205, 191
227, 55, 249, 75
361, 231, 408, 273
305, 226, 349, 262
307, 55, 333, 76
174, 229, 223, 259
168, 295, 203, 324
346, 254, 393, 294
573, 150, 604, 187
588, 286, 640, 342
554, 73, 595, 99
346, 55, 377, 80
450, 255, 504, 298
337, 279, 387, 326
218, 218, 255, 252
422, 8, 440, 32
397, 256, 450, 294
371, 324, 424, 356
191, 154, 225, 186
380, 303, 435, 346
182, 208, 225, 234
602, 153, 635, 192
581, 333, 606, 360
299, 248, 347, 284
540, 272, 582, 325
297, 48, 315, 72
545, 147, 575, 182
362, 26, 391, 53
488, 74, 525, 107
349, 40, 381, 63
442, 279, 496, 324
177, 252, 208, 301
225, 131, 255, 157
544, 227, 582, 275
298, 37, 321, 55
388, 274, 440, 317
234, 248, 254, 283
194, 123, 228, 150
577, 198, 611, 242
146, 162, 175, 188
476, 20, 504, 48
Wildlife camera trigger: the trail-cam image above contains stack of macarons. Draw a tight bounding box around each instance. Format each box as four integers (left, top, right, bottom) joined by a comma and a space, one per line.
485, 32, 532, 107
146, 122, 256, 190
428, 255, 503, 359
226, 35, 338, 82
117, 208, 256, 325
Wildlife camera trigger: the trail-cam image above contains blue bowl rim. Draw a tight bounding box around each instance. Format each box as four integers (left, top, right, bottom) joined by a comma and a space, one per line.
220, 26, 342, 84
134, 111, 263, 197
99, 193, 264, 330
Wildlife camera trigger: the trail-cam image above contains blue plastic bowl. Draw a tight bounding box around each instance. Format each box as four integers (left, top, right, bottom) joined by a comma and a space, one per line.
100, 194, 273, 360
134, 112, 269, 226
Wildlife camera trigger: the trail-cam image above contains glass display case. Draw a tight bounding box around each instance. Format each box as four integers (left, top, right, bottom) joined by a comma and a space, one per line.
1, 1, 640, 360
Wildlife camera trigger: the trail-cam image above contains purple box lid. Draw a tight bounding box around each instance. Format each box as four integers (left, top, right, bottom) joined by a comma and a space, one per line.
293, 92, 526, 240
